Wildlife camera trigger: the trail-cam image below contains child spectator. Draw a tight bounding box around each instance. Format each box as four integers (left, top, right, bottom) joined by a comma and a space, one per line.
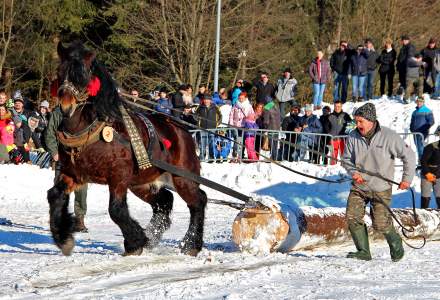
212, 130, 232, 162
243, 113, 259, 161
13, 116, 30, 163
0, 105, 15, 162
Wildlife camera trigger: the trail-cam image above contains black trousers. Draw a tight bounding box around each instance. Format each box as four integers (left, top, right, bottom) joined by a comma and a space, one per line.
379, 71, 394, 97
398, 69, 407, 90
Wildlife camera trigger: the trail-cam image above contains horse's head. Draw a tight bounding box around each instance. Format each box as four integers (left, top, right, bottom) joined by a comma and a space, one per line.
57, 41, 96, 117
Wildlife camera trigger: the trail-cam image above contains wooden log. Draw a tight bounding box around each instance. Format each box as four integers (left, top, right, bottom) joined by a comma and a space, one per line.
232, 206, 440, 253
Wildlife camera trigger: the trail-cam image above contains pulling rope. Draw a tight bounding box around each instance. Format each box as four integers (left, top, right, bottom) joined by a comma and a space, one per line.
120, 92, 426, 248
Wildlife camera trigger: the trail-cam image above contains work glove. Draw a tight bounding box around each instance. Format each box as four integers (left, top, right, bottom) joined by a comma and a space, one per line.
425, 172, 436, 183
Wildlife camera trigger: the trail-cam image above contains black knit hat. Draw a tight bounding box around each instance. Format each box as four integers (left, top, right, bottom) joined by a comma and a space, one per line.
353, 103, 377, 122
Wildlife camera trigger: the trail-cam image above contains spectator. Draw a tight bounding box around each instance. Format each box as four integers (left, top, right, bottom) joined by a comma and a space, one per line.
309, 50, 331, 110
421, 38, 438, 94
180, 104, 198, 125
254, 103, 265, 155
294, 104, 323, 163
275, 67, 298, 119
397, 35, 416, 96
328, 100, 352, 165
219, 88, 230, 106
171, 84, 186, 118
350, 44, 368, 102
194, 84, 207, 104
405, 53, 426, 104
212, 130, 232, 163
0, 105, 15, 162
378, 38, 397, 98
281, 103, 302, 161
195, 94, 222, 160
231, 79, 244, 105
253, 72, 276, 105
243, 113, 259, 161
229, 92, 254, 160
410, 97, 434, 160
420, 125, 440, 209
262, 96, 281, 160
183, 84, 193, 106
156, 88, 173, 115
12, 116, 30, 163
11, 91, 31, 122
31, 100, 51, 150
433, 49, 440, 99
130, 90, 139, 102
319, 105, 332, 165
364, 38, 379, 100
0, 91, 8, 107
330, 40, 353, 103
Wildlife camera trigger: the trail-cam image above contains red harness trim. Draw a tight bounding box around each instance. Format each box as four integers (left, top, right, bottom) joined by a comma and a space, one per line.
161, 138, 172, 150
50, 76, 101, 98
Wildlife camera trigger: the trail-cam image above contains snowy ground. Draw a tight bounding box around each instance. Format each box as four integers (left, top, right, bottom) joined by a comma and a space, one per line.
1, 98, 440, 299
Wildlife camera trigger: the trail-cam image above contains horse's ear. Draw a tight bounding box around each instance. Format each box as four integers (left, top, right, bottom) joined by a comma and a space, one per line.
84, 51, 96, 68
57, 42, 67, 61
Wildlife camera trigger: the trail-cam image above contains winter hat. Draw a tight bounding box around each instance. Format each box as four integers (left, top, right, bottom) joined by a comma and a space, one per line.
305, 104, 314, 111
353, 103, 377, 122
13, 90, 24, 103
401, 34, 410, 41
13, 115, 22, 125
283, 67, 292, 73
39, 100, 50, 108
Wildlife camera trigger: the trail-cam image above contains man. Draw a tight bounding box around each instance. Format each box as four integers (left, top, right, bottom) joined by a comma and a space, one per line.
319, 106, 332, 165
253, 72, 276, 105
420, 126, 440, 209
11, 91, 32, 122
45, 105, 89, 232
275, 67, 297, 120
281, 103, 302, 161
328, 101, 352, 164
194, 94, 221, 161
342, 103, 415, 262
405, 54, 426, 104
330, 40, 352, 103
397, 35, 416, 96
410, 96, 434, 160
364, 38, 379, 100
421, 38, 438, 94
130, 90, 139, 102
171, 84, 187, 118
294, 104, 322, 163
262, 96, 281, 160
349, 45, 368, 102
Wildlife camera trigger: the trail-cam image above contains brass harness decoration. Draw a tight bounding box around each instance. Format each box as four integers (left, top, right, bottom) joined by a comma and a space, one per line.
118, 104, 152, 170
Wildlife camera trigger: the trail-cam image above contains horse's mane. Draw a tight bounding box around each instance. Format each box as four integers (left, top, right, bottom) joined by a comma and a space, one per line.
90, 60, 123, 121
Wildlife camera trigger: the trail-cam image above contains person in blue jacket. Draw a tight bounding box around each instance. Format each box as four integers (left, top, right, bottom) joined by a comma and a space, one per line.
350, 45, 369, 102
156, 87, 173, 115
410, 96, 434, 160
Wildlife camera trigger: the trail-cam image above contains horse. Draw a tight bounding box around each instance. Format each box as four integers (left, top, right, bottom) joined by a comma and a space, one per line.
48, 41, 207, 256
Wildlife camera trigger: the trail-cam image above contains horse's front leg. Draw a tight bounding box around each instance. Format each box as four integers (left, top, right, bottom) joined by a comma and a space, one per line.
108, 183, 149, 256
47, 175, 76, 255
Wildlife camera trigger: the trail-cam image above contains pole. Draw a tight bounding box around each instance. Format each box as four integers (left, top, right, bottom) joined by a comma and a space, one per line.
214, 0, 221, 93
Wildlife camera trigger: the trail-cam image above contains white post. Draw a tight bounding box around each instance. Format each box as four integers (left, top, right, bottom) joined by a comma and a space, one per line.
214, 0, 221, 93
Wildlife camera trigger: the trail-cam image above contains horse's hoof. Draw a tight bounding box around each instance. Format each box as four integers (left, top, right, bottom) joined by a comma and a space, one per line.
60, 237, 75, 256
122, 248, 143, 257
182, 248, 200, 257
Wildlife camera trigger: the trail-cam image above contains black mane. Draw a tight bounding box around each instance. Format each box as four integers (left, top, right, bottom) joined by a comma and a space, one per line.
90, 60, 123, 121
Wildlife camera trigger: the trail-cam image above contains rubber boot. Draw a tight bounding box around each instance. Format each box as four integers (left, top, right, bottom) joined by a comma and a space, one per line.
421, 197, 431, 209
347, 224, 372, 261
74, 215, 88, 233
384, 230, 404, 262
436, 197, 440, 209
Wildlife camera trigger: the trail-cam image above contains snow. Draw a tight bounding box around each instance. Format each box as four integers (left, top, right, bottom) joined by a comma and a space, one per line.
2, 98, 440, 299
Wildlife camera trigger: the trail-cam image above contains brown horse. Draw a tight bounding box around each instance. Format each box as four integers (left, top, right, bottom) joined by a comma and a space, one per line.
48, 41, 207, 256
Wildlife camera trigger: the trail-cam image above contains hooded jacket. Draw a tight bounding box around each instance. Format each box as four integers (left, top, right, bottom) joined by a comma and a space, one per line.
228, 99, 254, 127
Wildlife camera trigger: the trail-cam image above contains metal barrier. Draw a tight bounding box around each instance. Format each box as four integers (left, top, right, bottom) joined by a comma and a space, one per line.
190, 127, 427, 166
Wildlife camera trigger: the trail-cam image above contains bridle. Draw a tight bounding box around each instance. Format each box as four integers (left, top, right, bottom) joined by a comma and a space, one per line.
58, 76, 89, 117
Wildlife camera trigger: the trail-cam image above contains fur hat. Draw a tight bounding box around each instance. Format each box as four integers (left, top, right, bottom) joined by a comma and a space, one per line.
39, 100, 50, 108
305, 103, 314, 111
353, 103, 377, 122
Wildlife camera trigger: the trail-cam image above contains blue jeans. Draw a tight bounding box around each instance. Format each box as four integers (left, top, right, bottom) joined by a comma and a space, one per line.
313, 83, 326, 107
413, 134, 425, 161
365, 70, 376, 100
333, 72, 348, 102
433, 73, 440, 98
352, 75, 366, 98
199, 131, 214, 160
